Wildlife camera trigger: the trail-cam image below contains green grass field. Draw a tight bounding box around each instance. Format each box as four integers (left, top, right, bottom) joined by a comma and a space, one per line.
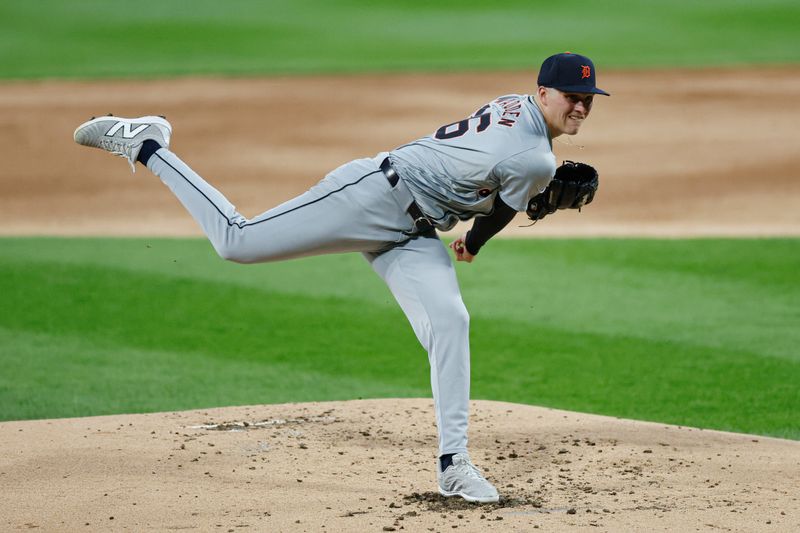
2, 0, 799, 79
1, 237, 798, 439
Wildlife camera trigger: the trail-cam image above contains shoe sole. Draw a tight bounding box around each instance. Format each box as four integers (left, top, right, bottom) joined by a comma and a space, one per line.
438, 487, 499, 504
73, 115, 171, 143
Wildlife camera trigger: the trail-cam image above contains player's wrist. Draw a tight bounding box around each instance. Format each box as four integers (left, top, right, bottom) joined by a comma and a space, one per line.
463, 231, 481, 256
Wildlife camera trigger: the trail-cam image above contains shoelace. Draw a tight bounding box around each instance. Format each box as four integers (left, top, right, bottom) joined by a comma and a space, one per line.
451, 459, 488, 481
99, 139, 137, 172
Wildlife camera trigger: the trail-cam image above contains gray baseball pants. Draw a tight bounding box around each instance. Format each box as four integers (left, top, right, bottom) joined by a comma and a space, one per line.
147, 149, 470, 456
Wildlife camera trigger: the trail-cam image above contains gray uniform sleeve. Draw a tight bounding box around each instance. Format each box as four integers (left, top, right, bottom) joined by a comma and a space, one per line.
493, 149, 557, 212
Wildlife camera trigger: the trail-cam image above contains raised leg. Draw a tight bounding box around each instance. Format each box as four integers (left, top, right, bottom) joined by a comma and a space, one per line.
148, 149, 412, 263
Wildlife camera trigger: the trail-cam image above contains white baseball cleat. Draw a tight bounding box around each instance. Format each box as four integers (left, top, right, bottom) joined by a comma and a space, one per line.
73, 115, 172, 172
437, 453, 500, 503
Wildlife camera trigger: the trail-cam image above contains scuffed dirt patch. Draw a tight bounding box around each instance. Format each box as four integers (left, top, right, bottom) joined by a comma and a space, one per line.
403, 490, 544, 511
188, 410, 338, 431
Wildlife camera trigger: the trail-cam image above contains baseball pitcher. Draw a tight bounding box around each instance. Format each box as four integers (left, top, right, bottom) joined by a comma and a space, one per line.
74, 52, 608, 503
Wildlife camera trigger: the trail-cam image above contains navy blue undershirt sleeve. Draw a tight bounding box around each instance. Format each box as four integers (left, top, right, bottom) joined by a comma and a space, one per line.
137, 139, 162, 166
463, 195, 518, 255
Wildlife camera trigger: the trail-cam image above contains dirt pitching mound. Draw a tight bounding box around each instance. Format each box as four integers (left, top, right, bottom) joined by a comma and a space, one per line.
1, 399, 798, 532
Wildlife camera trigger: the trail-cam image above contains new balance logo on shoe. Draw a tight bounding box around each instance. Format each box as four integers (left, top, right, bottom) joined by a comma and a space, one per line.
105, 121, 150, 139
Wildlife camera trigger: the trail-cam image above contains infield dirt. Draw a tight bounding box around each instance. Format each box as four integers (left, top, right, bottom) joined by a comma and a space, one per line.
1, 68, 799, 532
1, 67, 799, 237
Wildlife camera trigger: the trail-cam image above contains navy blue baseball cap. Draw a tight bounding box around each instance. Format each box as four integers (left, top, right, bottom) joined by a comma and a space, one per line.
537, 52, 610, 96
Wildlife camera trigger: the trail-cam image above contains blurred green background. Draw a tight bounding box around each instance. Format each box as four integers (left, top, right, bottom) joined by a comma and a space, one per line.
1, 0, 799, 79
0, 1, 798, 439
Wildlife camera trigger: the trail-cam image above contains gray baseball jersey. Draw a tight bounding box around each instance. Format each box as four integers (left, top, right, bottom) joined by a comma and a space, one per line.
389, 94, 557, 230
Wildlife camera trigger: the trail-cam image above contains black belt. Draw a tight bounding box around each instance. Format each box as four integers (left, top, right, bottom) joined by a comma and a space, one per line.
380, 157, 434, 233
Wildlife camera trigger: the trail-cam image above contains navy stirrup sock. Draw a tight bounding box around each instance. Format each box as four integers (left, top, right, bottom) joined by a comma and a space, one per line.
439, 453, 454, 472
137, 139, 162, 166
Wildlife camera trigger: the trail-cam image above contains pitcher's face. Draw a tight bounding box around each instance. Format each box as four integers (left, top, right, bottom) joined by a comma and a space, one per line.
538, 87, 594, 137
